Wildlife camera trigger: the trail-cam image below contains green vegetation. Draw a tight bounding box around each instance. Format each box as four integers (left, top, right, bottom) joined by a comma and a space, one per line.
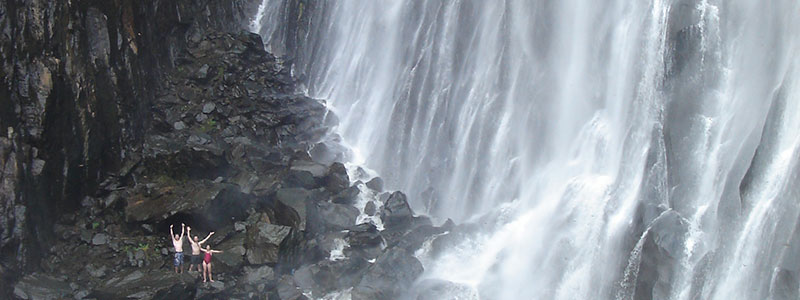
199, 118, 217, 133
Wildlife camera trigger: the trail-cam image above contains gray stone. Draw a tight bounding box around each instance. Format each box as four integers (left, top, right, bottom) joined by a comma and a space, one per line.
324, 162, 349, 193
92, 233, 109, 245
243, 265, 274, 285
13, 273, 72, 300
275, 187, 313, 229
202, 102, 216, 114
381, 191, 414, 227
234, 221, 247, 232
215, 233, 246, 272
290, 160, 328, 177
246, 222, 291, 265
307, 201, 360, 234
173, 121, 186, 130
95, 270, 196, 299
332, 185, 360, 205
365, 177, 384, 192
364, 201, 377, 216
197, 64, 210, 80
86, 264, 107, 278
195, 113, 208, 123
352, 247, 424, 300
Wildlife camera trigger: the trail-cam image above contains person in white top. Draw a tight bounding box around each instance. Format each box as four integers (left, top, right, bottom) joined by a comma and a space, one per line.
187, 226, 214, 273
170, 223, 186, 273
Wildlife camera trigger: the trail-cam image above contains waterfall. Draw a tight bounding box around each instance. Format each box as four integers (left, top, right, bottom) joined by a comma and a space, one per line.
254, 0, 800, 299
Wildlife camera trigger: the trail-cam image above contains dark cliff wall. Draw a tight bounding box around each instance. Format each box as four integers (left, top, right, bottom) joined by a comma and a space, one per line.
0, 0, 257, 286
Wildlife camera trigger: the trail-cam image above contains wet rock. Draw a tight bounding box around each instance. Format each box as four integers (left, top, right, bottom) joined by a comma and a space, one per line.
364, 201, 378, 216
332, 186, 360, 205
381, 191, 414, 227
275, 187, 314, 229
243, 265, 275, 285
91, 233, 109, 245
125, 183, 252, 228
306, 201, 360, 235
294, 258, 371, 295
290, 160, 328, 177
284, 169, 318, 189
413, 279, 477, 300
276, 275, 309, 300
246, 222, 291, 265
174, 121, 187, 130
324, 162, 349, 193
345, 223, 384, 260
633, 210, 690, 300
366, 177, 384, 192
86, 263, 107, 278
94, 270, 196, 299
278, 229, 328, 273
352, 247, 424, 300
215, 232, 247, 272
13, 273, 72, 300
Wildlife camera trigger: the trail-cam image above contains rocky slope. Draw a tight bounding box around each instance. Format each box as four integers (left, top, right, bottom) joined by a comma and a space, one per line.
2, 0, 450, 299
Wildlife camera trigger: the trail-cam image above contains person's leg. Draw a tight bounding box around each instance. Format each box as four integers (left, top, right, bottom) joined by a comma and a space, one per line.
202, 262, 208, 282
174, 253, 179, 273
208, 263, 213, 282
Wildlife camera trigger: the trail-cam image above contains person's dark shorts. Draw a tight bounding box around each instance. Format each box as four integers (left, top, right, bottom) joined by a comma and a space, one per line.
174, 252, 184, 266
191, 254, 202, 265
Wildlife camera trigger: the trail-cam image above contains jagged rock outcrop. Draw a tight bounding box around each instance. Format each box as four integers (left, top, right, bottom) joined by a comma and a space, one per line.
3, 0, 446, 299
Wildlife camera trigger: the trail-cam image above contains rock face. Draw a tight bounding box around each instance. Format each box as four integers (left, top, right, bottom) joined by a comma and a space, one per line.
0, 0, 261, 293
1, 0, 447, 299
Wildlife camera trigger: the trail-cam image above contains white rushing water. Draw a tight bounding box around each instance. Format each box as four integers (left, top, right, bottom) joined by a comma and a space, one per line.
254, 0, 800, 299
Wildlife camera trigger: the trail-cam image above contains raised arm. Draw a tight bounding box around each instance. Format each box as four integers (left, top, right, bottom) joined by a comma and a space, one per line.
187, 227, 197, 245
180, 223, 185, 239
211, 250, 223, 254
169, 224, 175, 240
200, 232, 214, 244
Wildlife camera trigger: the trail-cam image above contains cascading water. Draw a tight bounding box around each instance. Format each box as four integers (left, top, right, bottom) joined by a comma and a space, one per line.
254, 0, 800, 299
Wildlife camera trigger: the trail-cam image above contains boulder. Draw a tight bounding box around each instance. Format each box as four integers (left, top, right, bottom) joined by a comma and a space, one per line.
284, 169, 318, 189
276, 275, 309, 300
289, 160, 328, 177
364, 201, 378, 216
332, 185, 360, 205
125, 182, 253, 228
345, 223, 384, 260
324, 162, 349, 193
92, 233, 109, 245
93, 270, 196, 299
243, 265, 275, 285
413, 279, 477, 300
293, 258, 371, 296
275, 187, 314, 229
246, 222, 291, 265
380, 191, 414, 227
365, 177, 384, 192
215, 232, 247, 272
202, 102, 216, 114
306, 201, 360, 235
277, 229, 328, 273
633, 210, 690, 300
13, 273, 72, 300
352, 248, 424, 300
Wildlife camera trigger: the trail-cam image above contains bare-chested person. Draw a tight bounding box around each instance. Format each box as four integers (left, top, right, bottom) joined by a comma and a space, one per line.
169, 223, 186, 273
187, 226, 214, 273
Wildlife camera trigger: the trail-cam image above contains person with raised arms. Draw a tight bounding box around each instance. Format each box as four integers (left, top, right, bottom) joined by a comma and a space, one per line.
187, 226, 214, 273
169, 223, 186, 273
